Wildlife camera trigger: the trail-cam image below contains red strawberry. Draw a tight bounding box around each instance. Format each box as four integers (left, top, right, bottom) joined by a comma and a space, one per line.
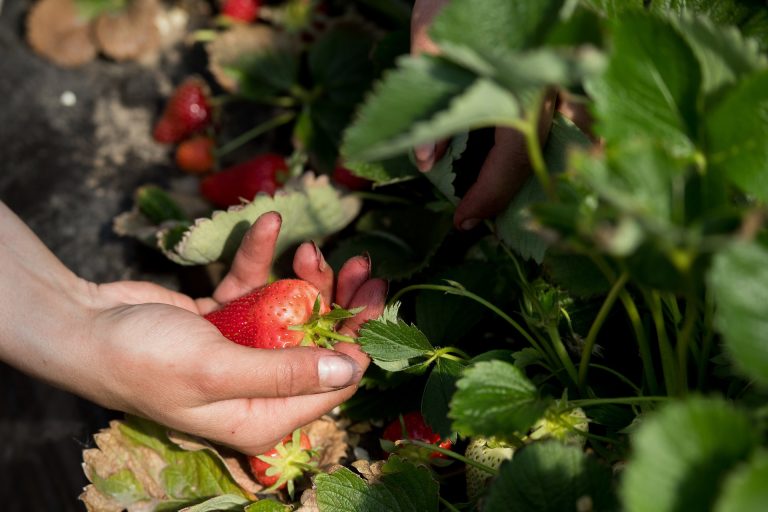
175, 135, 215, 175
205, 278, 359, 349
382, 411, 454, 462
332, 165, 371, 191
153, 78, 212, 144
199, 153, 288, 208
248, 429, 316, 494
221, 0, 260, 23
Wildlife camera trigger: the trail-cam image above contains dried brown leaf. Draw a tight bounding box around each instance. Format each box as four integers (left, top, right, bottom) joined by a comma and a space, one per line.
26, 0, 98, 68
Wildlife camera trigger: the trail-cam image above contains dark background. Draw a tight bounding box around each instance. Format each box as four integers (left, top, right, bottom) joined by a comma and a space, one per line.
0, 0, 206, 508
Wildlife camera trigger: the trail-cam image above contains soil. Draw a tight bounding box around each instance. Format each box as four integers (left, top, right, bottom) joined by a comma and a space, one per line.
0, 0, 214, 508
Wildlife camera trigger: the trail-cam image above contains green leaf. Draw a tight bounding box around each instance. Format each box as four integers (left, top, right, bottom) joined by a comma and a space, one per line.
484, 441, 618, 512
306, 25, 377, 170
430, 0, 566, 54
450, 361, 550, 438
422, 358, 466, 438
671, 13, 766, 95
160, 173, 361, 265
714, 451, 768, 512
244, 498, 291, 511
708, 241, 768, 386
181, 494, 252, 511
328, 206, 452, 281
497, 114, 592, 262
704, 70, 768, 202
580, 0, 644, 16
315, 457, 439, 512
342, 55, 520, 162
587, 13, 700, 157
620, 397, 758, 512
650, 0, 768, 50
81, 417, 251, 511
423, 132, 467, 205
357, 315, 435, 372
431, 0, 606, 95
219, 27, 299, 104
343, 155, 418, 186
415, 262, 515, 344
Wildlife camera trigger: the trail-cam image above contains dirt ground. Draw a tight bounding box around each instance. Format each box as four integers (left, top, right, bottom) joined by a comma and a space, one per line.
0, 0, 212, 508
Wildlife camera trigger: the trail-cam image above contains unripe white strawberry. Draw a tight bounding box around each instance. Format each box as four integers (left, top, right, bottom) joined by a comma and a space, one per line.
464, 437, 514, 500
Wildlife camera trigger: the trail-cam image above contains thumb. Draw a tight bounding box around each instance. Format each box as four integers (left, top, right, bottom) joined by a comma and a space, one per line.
192, 342, 364, 402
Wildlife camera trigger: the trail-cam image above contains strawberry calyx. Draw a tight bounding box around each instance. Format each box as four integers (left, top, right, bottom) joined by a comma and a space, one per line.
254, 429, 318, 496
289, 295, 364, 349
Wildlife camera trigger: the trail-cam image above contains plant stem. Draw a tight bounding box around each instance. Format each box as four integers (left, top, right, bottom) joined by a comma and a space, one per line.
619, 290, 658, 395
216, 111, 296, 157
589, 363, 643, 396
388, 284, 543, 355
697, 293, 716, 390
568, 396, 668, 409
400, 440, 498, 475
439, 497, 462, 512
676, 294, 698, 395
645, 291, 679, 396
546, 325, 579, 387
578, 272, 629, 390
313, 327, 355, 344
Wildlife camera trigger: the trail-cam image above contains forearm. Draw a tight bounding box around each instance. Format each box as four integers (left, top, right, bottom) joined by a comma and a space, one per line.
0, 201, 93, 388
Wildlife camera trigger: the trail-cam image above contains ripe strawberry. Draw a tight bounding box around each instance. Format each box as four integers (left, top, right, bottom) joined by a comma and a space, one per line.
332, 165, 371, 191
221, 0, 260, 23
204, 279, 359, 349
153, 78, 212, 144
464, 437, 514, 500
248, 429, 316, 495
381, 411, 453, 463
199, 153, 288, 208
175, 135, 215, 175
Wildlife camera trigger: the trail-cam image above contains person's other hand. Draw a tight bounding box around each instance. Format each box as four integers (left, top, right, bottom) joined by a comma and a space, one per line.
39, 212, 385, 455
411, 0, 592, 231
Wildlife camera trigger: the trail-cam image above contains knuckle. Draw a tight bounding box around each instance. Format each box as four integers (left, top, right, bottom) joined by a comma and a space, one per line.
269, 356, 317, 397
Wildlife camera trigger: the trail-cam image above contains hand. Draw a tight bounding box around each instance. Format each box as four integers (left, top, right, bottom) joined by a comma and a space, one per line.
0, 204, 386, 455
410, 0, 592, 231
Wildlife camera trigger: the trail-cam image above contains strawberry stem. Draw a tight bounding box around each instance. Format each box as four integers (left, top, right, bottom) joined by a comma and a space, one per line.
216, 112, 296, 157
399, 439, 498, 475
313, 327, 355, 344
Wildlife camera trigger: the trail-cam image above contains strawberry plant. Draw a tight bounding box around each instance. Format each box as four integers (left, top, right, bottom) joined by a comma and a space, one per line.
86, 0, 768, 510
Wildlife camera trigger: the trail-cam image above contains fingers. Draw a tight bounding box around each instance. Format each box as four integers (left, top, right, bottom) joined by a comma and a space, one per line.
453, 127, 531, 230
335, 254, 371, 308
414, 139, 450, 173
192, 342, 363, 403
454, 91, 557, 230
556, 89, 598, 142
293, 242, 334, 304
410, 0, 449, 56
338, 278, 388, 338
213, 212, 281, 304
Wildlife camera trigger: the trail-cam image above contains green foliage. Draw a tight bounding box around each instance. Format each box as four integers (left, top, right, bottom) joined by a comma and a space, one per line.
484, 441, 618, 512
620, 398, 759, 512
450, 361, 550, 438
714, 451, 768, 512
709, 242, 768, 387
81, 417, 252, 511
314, 457, 439, 512
161, 173, 360, 265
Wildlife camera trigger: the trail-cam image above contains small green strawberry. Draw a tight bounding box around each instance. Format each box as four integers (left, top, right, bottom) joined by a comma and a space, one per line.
527, 406, 589, 446
464, 437, 514, 500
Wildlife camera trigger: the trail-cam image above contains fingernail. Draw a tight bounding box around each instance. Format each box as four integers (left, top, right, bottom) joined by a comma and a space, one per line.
414, 143, 435, 170
460, 218, 481, 231
362, 252, 372, 278
312, 241, 327, 272
318, 355, 360, 388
